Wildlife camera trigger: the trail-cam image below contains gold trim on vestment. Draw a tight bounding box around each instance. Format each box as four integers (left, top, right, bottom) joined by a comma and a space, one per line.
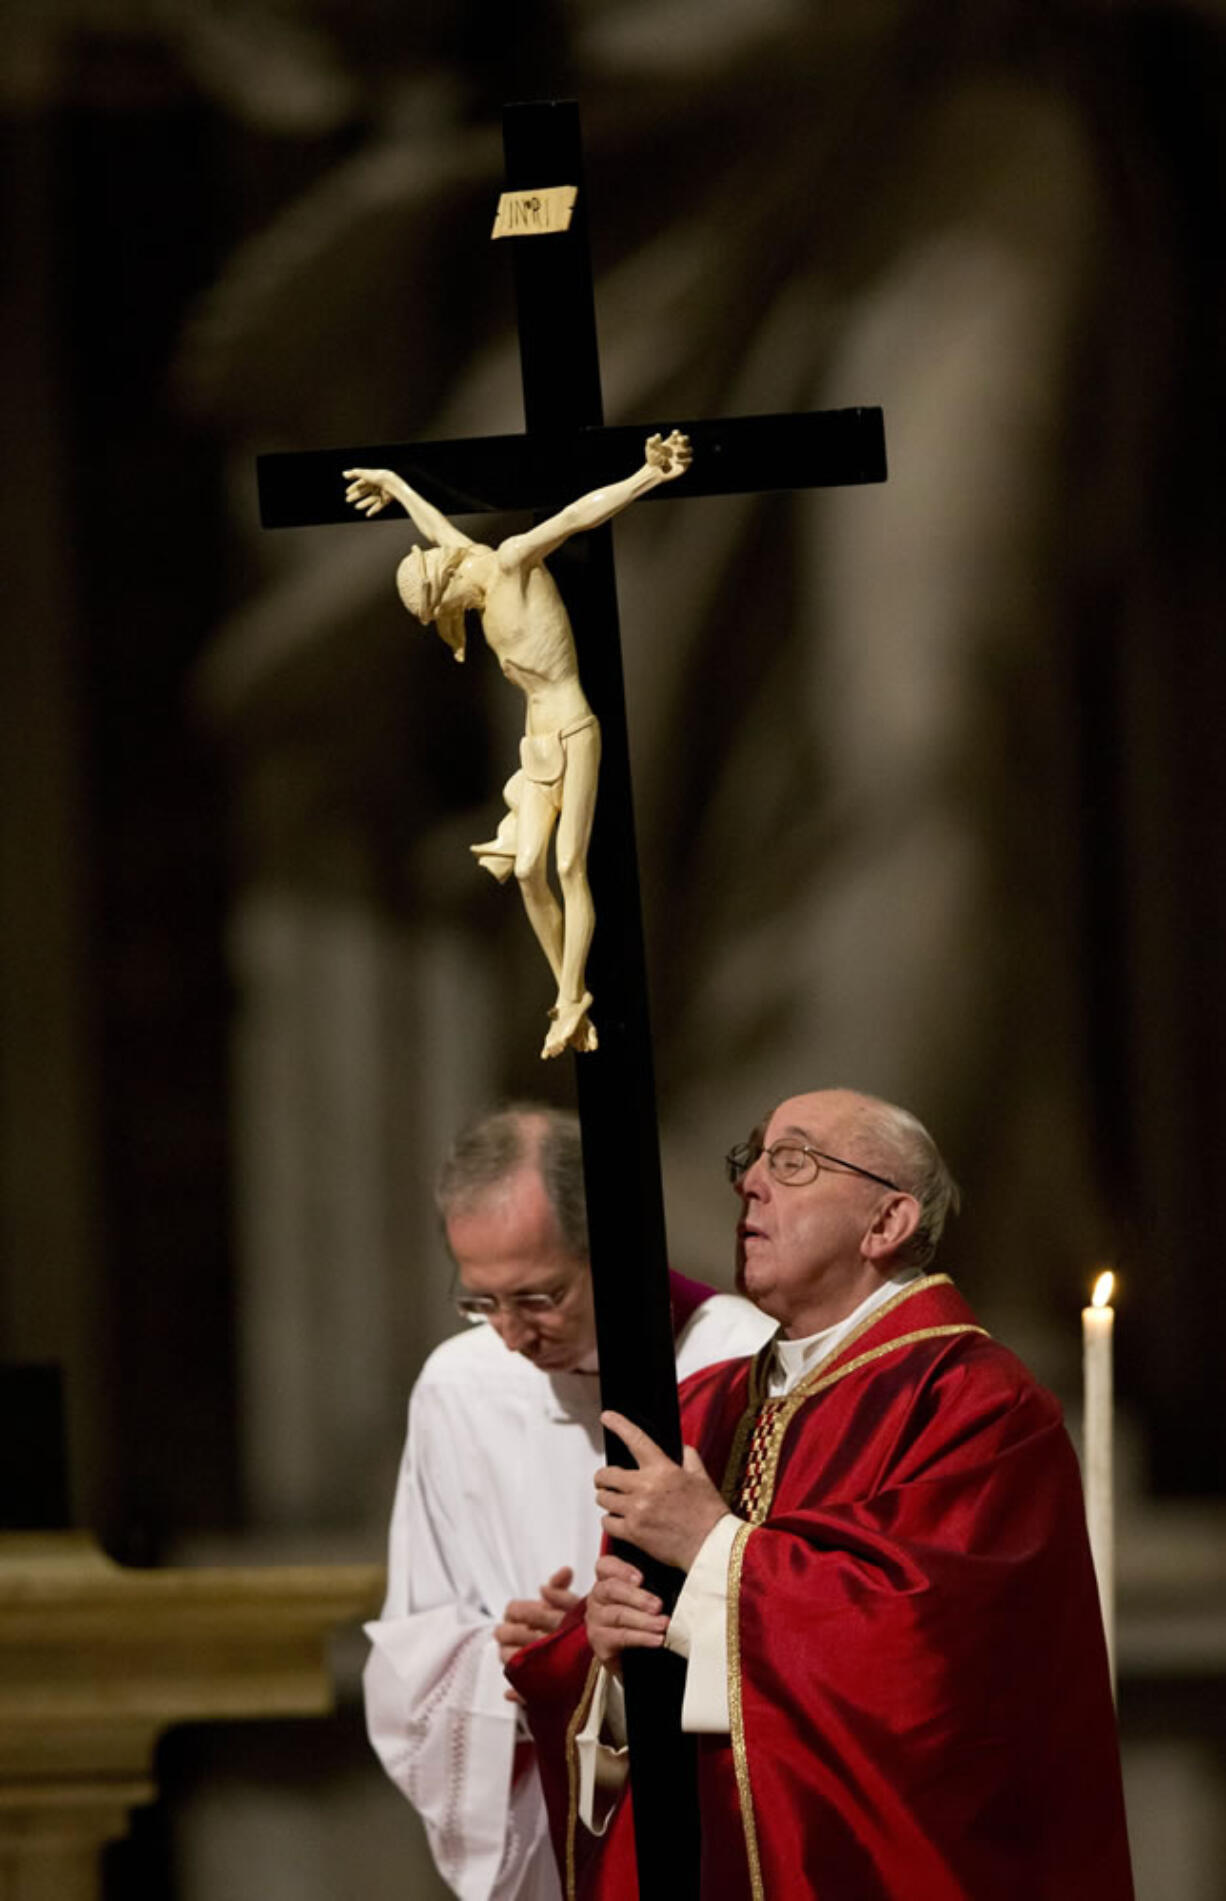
719, 1328, 778, 1501
564, 1655, 603, 1901
743, 1322, 987, 1525
727, 1520, 765, 1901
803, 1271, 955, 1383
722, 1274, 959, 1507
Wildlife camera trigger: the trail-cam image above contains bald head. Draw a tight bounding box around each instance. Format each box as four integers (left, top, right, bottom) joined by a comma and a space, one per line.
767, 1089, 959, 1270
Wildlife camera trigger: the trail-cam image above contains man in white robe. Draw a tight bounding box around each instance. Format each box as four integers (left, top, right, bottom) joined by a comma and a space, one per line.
363, 1103, 773, 1901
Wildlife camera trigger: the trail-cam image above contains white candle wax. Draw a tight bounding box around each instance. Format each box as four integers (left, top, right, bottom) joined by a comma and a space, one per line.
1082, 1272, 1115, 1692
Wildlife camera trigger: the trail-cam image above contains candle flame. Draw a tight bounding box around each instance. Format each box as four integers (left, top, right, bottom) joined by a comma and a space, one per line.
1091, 1270, 1115, 1309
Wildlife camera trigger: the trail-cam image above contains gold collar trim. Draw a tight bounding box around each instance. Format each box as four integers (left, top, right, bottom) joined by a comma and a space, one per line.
723, 1273, 961, 1501
718, 1277, 988, 1513
750, 1272, 955, 1408
731, 1322, 986, 1521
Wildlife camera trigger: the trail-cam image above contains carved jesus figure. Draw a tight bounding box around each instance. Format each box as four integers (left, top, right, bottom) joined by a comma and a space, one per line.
344, 431, 691, 1058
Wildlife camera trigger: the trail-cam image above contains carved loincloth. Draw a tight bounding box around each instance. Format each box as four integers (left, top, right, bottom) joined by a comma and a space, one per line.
471, 713, 599, 879
516, 712, 599, 813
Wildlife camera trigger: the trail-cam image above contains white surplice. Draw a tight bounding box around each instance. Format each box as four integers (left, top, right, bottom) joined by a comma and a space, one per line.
364, 1293, 775, 1901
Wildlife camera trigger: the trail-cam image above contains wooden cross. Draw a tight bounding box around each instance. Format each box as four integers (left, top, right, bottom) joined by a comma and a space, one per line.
257, 98, 886, 1901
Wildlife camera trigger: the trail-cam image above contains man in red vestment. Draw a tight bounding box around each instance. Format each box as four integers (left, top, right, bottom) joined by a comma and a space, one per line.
507, 1088, 1134, 1900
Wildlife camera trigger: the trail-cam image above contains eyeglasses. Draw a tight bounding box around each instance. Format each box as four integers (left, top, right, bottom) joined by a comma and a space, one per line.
455, 1286, 572, 1324
725, 1140, 901, 1193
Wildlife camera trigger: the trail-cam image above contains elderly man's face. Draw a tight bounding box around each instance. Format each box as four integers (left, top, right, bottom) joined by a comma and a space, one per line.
446, 1164, 597, 1370
735, 1090, 900, 1337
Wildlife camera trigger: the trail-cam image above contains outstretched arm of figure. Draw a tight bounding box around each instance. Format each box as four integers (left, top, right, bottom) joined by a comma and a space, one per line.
498, 431, 691, 571
343, 468, 474, 551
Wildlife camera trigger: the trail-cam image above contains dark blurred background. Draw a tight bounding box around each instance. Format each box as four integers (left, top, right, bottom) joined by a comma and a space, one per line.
3, 1, 1225, 1895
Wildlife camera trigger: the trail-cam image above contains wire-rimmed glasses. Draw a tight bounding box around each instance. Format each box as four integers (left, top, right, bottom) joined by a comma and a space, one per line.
454, 1286, 572, 1325
725, 1140, 901, 1193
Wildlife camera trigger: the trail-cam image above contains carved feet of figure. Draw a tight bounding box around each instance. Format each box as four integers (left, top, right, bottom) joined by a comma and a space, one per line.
542, 992, 598, 1060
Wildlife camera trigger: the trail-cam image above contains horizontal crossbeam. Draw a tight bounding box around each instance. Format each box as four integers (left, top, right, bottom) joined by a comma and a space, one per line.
257, 407, 886, 529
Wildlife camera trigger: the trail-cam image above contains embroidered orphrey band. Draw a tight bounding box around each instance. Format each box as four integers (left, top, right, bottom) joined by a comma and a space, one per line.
738, 1323, 987, 1525
720, 1275, 974, 1511
733, 1398, 788, 1519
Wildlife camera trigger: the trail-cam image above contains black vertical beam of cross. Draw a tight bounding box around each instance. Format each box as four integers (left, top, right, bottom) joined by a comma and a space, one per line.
255, 99, 885, 1901
499, 100, 702, 1900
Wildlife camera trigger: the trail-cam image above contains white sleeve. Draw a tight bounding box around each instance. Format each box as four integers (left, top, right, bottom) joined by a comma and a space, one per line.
576, 1512, 742, 1839
363, 1378, 520, 1901
574, 1669, 630, 1836
674, 1294, 777, 1381
663, 1513, 743, 1733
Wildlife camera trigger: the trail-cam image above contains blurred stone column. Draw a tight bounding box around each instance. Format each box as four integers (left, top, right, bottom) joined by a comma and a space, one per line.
229, 882, 499, 1537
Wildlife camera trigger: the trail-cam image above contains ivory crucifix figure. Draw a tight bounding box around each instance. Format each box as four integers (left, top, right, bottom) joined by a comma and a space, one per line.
344, 431, 691, 1058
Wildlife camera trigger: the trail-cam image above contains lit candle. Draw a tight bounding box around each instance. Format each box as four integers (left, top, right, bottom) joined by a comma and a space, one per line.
1082, 1269, 1115, 1691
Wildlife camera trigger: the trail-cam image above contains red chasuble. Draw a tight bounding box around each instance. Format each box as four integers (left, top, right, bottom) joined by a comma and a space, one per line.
509, 1274, 1134, 1901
